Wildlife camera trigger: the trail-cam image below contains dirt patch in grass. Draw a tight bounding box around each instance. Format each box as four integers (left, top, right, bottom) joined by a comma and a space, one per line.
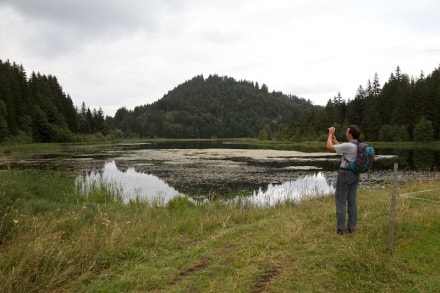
252, 261, 288, 293
167, 259, 211, 287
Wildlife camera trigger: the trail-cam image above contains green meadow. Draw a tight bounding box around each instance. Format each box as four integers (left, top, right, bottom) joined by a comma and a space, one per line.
1, 168, 439, 292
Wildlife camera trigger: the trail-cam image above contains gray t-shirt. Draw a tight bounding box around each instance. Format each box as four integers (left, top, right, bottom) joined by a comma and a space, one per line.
334, 142, 358, 169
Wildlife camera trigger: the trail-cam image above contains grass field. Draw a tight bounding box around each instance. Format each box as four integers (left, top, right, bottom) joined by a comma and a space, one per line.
1, 168, 439, 292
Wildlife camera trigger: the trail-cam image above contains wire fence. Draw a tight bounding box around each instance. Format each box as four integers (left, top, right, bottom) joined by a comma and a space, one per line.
399, 188, 440, 204
388, 163, 440, 253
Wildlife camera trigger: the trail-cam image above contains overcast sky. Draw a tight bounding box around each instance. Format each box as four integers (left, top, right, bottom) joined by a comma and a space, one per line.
1, 0, 439, 116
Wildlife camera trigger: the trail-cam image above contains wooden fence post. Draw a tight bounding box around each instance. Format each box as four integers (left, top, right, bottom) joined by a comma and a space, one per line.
388, 163, 398, 253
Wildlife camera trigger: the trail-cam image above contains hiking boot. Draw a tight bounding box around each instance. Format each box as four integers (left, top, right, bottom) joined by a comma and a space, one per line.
337, 229, 345, 235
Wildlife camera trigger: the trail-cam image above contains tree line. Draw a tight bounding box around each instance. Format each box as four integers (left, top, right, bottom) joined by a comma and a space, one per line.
1, 58, 439, 143
272, 65, 440, 143
0, 60, 111, 143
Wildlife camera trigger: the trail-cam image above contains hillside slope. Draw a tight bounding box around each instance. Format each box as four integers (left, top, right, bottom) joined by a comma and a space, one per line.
113, 75, 314, 138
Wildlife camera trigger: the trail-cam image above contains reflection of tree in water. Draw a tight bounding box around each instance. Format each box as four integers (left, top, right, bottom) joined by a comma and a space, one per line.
413, 149, 434, 170
402, 149, 438, 171
404, 149, 415, 170
114, 160, 129, 173
369, 148, 404, 171
433, 152, 440, 171
372, 148, 439, 171
395, 149, 410, 169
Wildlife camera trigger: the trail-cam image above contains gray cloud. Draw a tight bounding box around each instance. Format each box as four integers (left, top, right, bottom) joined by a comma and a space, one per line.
1, 0, 439, 116
1, 0, 158, 31
0, 0, 176, 57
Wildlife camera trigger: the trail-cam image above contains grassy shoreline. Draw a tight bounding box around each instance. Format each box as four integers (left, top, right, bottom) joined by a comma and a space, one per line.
1, 169, 439, 292
2, 138, 440, 155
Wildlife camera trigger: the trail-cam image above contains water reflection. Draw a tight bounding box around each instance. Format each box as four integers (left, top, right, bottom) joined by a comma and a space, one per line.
374, 148, 440, 171
77, 161, 180, 204
238, 172, 335, 207
412, 149, 434, 170
77, 161, 335, 207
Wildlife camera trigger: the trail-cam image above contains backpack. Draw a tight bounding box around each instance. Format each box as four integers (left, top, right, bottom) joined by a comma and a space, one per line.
345, 142, 375, 173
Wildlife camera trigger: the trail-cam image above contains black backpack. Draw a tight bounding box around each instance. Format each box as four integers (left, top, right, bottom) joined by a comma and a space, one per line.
345, 142, 375, 173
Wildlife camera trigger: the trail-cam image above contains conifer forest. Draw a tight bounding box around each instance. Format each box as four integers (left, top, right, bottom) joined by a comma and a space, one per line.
1, 59, 439, 143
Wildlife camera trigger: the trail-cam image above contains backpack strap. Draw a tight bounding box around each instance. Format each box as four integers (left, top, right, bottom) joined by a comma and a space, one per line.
342, 141, 359, 169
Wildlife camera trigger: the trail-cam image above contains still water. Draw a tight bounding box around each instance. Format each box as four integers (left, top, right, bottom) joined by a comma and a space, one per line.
245, 173, 334, 207
4, 140, 438, 206
77, 160, 335, 206
77, 161, 180, 204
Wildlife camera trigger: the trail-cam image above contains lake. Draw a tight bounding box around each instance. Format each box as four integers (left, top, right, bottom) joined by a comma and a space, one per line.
76, 160, 336, 206
2, 141, 440, 206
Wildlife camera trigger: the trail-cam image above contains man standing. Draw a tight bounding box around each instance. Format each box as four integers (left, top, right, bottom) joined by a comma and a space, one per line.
326, 125, 361, 235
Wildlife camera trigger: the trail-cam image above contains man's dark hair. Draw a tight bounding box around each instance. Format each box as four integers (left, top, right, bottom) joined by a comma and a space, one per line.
348, 125, 361, 139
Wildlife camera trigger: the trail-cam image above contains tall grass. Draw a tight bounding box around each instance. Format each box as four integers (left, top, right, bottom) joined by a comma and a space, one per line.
1, 169, 439, 292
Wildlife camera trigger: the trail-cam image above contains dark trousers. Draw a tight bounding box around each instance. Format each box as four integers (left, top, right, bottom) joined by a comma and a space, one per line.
335, 170, 360, 231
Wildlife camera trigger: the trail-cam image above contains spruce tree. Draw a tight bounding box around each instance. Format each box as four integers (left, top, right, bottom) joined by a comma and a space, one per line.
413, 116, 434, 142
0, 100, 8, 141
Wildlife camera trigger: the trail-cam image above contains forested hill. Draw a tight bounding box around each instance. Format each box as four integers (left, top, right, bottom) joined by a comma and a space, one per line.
111, 75, 314, 138
2, 58, 440, 143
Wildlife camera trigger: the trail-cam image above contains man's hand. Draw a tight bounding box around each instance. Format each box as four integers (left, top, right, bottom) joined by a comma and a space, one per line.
327, 127, 337, 151
328, 127, 335, 136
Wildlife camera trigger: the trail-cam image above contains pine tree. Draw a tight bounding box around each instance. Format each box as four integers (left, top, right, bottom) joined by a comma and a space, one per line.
0, 62, 18, 135
345, 86, 365, 125
372, 73, 381, 97
78, 102, 91, 133
0, 100, 8, 141
413, 116, 434, 142
361, 101, 381, 141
